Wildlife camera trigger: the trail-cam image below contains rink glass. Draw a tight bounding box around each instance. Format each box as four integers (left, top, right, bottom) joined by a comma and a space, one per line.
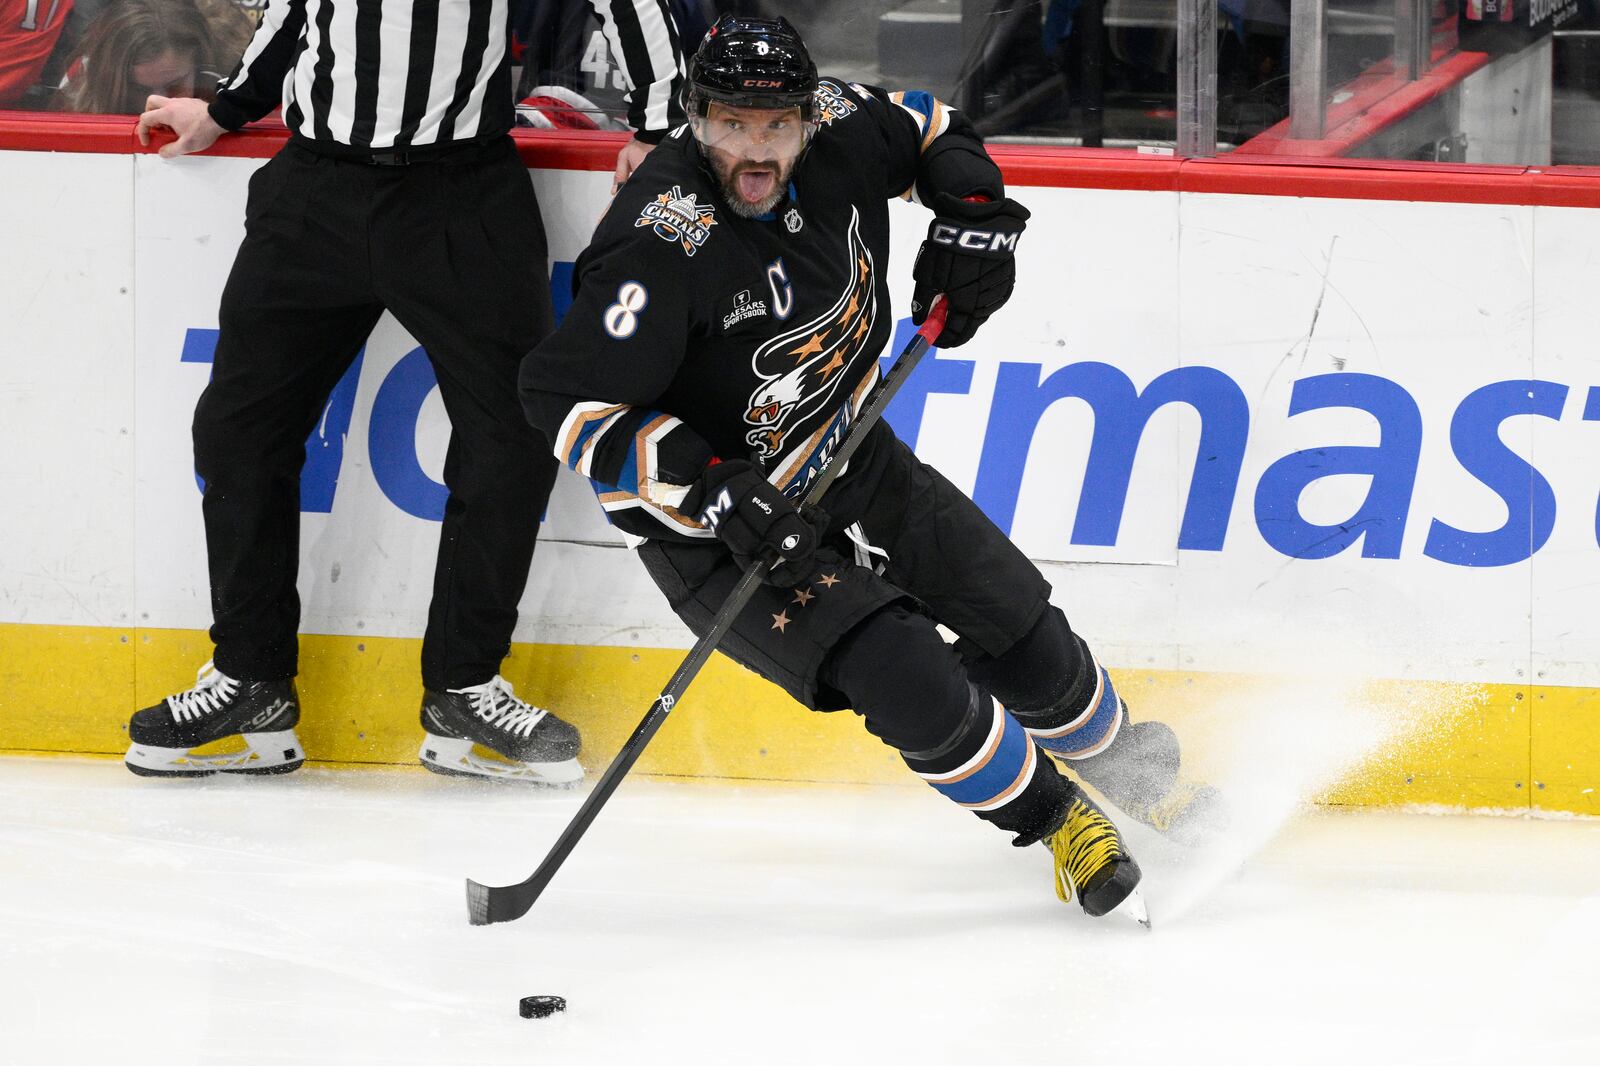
4, 2, 1593, 165
671, 1, 1597, 167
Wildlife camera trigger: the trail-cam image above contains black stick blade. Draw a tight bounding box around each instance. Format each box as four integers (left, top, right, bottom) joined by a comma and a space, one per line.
466, 878, 535, 926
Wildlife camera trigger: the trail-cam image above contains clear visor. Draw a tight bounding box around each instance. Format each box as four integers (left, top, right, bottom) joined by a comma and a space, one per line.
689, 104, 817, 164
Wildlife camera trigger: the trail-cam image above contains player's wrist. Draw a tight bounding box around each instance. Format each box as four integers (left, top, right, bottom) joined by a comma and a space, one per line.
681, 456, 741, 517
930, 191, 1028, 227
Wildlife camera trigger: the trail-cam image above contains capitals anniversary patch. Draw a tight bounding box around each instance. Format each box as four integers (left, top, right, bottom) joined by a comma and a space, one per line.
636, 186, 718, 257
815, 80, 859, 125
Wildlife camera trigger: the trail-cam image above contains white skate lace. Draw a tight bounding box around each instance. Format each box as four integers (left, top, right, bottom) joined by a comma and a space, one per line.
454, 675, 550, 738
167, 661, 240, 723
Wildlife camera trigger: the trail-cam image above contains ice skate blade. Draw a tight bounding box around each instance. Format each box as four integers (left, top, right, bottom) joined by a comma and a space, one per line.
124, 729, 305, 778
419, 735, 584, 787
1115, 886, 1152, 930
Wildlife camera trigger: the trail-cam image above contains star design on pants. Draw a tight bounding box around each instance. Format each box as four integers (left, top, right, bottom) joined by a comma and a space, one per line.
771, 610, 791, 633
817, 573, 840, 588
792, 588, 815, 606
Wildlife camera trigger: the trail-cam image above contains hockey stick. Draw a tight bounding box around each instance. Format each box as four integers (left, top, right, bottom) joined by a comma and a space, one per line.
466, 297, 950, 926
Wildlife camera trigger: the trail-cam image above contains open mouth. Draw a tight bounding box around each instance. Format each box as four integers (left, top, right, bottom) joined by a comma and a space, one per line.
735, 167, 776, 205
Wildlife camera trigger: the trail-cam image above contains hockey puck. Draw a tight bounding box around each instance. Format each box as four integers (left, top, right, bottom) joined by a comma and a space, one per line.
519, 995, 566, 1019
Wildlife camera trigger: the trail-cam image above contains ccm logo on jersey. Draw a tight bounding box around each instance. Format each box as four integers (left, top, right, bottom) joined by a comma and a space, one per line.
931, 223, 1020, 254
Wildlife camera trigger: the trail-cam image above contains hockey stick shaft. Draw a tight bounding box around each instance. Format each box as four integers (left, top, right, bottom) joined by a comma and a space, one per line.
466, 298, 949, 926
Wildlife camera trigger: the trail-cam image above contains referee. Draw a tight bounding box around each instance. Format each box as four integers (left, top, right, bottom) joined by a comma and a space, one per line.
122, 0, 685, 784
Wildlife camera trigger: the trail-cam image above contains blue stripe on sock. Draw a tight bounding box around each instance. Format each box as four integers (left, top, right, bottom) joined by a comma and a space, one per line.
1034, 665, 1121, 758
927, 709, 1032, 807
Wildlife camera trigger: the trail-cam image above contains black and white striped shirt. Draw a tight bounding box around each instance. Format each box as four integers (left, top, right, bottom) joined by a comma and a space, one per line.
209, 0, 684, 149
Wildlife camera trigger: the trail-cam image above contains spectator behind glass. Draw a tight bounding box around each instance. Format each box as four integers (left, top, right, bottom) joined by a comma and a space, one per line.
57, 0, 250, 114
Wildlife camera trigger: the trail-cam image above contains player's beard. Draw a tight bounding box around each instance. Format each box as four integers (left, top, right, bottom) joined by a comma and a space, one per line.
710, 151, 795, 219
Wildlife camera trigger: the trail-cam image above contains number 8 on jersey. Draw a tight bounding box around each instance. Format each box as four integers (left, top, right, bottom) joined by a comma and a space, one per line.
603, 281, 649, 340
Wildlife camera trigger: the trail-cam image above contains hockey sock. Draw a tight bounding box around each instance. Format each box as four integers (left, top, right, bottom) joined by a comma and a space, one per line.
903, 688, 1076, 845
967, 605, 1124, 760
821, 605, 1074, 843
1020, 652, 1123, 760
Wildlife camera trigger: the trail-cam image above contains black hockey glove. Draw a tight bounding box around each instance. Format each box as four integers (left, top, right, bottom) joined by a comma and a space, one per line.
911, 192, 1030, 348
688, 459, 822, 587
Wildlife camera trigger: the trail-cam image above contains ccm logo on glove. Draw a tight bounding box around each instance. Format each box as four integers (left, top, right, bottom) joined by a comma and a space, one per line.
688, 459, 824, 586
912, 191, 1030, 349
930, 223, 1021, 253
701, 488, 735, 532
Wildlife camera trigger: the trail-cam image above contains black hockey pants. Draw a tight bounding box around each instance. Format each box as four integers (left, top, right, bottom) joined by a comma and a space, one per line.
193, 136, 558, 690
640, 424, 1094, 841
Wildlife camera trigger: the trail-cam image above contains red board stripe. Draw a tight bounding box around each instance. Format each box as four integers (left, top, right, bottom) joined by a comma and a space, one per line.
1, 112, 1596, 208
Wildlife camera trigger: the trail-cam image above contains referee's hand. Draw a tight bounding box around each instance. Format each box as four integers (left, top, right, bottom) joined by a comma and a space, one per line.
136, 96, 226, 158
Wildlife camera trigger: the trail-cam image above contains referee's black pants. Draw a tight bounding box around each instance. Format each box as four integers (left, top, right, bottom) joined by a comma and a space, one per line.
193, 136, 558, 691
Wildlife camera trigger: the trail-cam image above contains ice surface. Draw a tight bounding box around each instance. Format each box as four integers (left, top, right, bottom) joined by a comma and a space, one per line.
3, 756, 1598, 1066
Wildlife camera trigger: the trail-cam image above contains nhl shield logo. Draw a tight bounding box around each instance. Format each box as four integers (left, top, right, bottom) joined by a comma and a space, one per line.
784, 207, 803, 234
637, 185, 718, 256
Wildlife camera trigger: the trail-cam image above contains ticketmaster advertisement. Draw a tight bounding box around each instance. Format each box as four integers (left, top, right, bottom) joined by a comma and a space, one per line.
2, 145, 1597, 808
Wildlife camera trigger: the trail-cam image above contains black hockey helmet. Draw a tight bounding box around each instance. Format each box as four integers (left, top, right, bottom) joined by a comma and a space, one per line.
685, 15, 819, 121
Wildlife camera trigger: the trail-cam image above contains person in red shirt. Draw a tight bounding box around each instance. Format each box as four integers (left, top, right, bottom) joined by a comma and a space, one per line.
0, 0, 73, 108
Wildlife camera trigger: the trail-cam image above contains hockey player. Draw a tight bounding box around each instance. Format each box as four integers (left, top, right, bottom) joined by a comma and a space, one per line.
519, 16, 1220, 919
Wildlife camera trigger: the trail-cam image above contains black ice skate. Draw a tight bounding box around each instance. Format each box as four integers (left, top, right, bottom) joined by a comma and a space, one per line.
1047, 786, 1149, 926
1072, 718, 1228, 848
418, 675, 583, 786
125, 662, 304, 777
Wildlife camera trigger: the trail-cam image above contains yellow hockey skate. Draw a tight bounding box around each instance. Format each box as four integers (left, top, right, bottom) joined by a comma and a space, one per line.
1048, 788, 1149, 927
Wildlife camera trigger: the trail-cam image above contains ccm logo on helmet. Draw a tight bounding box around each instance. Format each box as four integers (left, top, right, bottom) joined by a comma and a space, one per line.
931, 223, 1020, 253
742, 78, 784, 88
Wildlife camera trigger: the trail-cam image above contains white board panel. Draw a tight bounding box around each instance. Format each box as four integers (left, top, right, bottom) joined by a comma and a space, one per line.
0, 151, 136, 628
1528, 204, 1600, 687
3, 146, 1598, 689
1175, 193, 1540, 683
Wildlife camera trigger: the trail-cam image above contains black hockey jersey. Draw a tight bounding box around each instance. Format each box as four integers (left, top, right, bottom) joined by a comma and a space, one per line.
518, 78, 1005, 543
